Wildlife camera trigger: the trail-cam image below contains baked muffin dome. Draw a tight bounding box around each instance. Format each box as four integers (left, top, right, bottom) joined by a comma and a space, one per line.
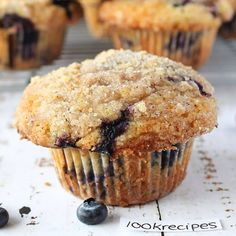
15, 49, 217, 154
0, 0, 75, 70
0, 0, 69, 27
99, 0, 233, 31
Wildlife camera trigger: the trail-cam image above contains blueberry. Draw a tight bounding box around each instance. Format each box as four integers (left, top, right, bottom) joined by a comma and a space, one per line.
77, 198, 108, 225
0, 207, 9, 228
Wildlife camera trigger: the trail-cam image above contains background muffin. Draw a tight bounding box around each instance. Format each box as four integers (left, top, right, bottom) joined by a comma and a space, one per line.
220, 0, 236, 39
99, 0, 233, 69
79, 0, 110, 38
15, 50, 217, 206
53, 0, 82, 25
0, 0, 75, 70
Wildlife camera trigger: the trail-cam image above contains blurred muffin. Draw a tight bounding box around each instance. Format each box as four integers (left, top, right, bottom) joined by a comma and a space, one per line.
15, 50, 217, 206
79, 0, 110, 38
53, 0, 82, 25
0, 0, 72, 70
99, 0, 233, 69
220, 0, 236, 39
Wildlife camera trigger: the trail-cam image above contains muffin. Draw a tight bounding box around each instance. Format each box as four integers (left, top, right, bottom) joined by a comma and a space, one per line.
53, 0, 82, 25
15, 50, 217, 206
0, 0, 72, 70
79, 0, 109, 38
99, 0, 233, 69
220, 0, 236, 39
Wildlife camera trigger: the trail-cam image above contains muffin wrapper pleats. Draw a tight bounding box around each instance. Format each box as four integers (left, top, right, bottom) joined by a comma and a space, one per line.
80, 0, 108, 38
110, 27, 217, 69
50, 139, 194, 206
0, 26, 66, 70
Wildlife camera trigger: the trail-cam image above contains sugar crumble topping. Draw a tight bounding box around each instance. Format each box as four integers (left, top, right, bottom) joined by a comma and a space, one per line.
15, 50, 217, 152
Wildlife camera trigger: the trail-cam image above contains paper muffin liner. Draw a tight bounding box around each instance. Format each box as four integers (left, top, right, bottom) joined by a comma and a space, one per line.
220, 14, 236, 39
50, 139, 194, 206
0, 22, 66, 70
110, 27, 218, 69
79, 0, 108, 38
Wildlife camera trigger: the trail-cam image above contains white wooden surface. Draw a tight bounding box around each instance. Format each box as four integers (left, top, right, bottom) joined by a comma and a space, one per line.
0, 22, 236, 236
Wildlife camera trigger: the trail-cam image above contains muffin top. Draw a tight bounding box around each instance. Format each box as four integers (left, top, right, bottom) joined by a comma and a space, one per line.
99, 0, 233, 31
15, 49, 217, 154
0, 0, 70, 28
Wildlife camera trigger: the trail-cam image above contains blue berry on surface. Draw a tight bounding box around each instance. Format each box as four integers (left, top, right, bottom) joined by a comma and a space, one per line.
0, 207, 9, 228
77, 198, 108, 225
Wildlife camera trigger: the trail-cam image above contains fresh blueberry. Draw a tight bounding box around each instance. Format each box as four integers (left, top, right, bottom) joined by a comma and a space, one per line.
77, 198, 108, 225
0, 207, 9, 228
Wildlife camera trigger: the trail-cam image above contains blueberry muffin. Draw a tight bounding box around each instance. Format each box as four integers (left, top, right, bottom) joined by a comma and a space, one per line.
53, 0, 82, 25
79, 0, 110, 38
220, 0, 236, 39
15, 50, 217, 206
99, 0, 233, 69
0, 0, 79, 70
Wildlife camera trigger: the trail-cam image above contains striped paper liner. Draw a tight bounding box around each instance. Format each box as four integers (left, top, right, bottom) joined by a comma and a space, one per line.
110, 28, 217, 69
51, 139, 193, 206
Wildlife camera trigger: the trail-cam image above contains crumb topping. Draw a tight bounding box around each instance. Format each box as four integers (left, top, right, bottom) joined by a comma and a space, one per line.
15, 49, 217, 153
99, 0, 233, 31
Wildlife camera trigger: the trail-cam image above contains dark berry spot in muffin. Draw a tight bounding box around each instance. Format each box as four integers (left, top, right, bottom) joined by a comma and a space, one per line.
169, 149, 178, 167
95, 109, 130, 155
209, 6, 218, 18
175, 143, 184, 159
8, 34, 15, 68
0, 14, 39, 67
192, 80, 211, 97
52, 0, 75, 19
87, 169, 95, 183
161, 150, 170, 170
78, 169, 86, 184
166, 31, 202, 56
220, 14, 236, 36
77, 198, 108, 225
173, 0, 191, 7
151, 151, 160, 167
0, 207, 9, 228
96, 174, 105, 182
55, 134, 76, 148
160, 143, 184, 171
166, 76, 211, 97
172, 0, 219, 17
120, 37, 134, 49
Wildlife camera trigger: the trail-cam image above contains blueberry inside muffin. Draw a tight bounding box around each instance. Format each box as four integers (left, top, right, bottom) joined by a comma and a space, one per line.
53, 0, 81, 20
0, 0, 69, 69
0, 14, 39, 66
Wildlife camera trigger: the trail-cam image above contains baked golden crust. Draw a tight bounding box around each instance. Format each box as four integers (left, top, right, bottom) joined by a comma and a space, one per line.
0, 0, 68, 28
99, 0, 233, 31
15, 49, 217, 152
